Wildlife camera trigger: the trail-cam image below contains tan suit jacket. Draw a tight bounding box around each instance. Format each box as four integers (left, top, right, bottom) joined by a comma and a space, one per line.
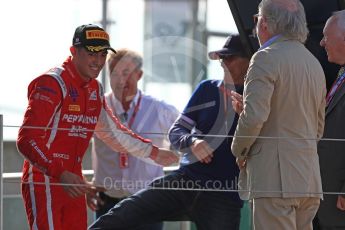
231, 37, 326, 200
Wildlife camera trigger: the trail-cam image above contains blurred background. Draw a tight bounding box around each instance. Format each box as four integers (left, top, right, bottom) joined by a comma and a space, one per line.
0, 0, 238, 141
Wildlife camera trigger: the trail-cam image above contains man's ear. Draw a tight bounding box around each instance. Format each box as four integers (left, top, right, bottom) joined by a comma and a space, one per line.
70, 46, 76, 55
137, 70, 143, 81
261, 17, 269, 32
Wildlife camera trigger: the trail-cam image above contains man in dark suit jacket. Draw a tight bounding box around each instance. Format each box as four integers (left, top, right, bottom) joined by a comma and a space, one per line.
317, 10, 345, 230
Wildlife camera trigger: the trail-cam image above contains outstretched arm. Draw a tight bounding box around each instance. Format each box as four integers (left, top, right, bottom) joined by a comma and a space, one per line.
95, 100, 178, 166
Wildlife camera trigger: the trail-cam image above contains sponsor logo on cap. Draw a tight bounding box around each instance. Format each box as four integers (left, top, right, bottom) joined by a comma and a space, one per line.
86, 30, 109, 41
85, 46, 107, 52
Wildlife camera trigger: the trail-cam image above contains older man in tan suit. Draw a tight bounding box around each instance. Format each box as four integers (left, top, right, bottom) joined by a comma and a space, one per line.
230, 0, 326, 229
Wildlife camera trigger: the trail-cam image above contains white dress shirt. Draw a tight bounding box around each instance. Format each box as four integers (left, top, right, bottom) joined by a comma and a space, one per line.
92, 90, 180, 197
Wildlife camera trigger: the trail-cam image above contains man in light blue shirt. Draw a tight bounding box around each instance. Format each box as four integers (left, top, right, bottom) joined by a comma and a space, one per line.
87, 48, 179, 230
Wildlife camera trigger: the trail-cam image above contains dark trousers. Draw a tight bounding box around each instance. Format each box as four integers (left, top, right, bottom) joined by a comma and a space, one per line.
95, 192, 163, 230
314, 215, 345, 230
89, 172, 242, 230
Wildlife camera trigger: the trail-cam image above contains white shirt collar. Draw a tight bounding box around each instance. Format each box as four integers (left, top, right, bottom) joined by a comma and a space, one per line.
111, 90, 141, 115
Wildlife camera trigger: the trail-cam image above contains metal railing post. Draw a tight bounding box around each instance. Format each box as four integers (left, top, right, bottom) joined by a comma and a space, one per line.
0, 114, 3, 230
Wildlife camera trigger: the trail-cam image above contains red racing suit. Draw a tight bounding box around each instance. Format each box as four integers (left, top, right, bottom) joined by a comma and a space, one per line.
17, 56, 158, 230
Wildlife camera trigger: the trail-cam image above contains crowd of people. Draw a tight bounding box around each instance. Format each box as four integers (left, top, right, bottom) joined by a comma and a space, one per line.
16, 0, 345, 229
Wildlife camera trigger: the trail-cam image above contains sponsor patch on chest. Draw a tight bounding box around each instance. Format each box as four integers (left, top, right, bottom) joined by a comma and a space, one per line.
62, 114, 98, 124
68, 104, 81, 111
89, 90, 97, 101
53, 153, 70, 159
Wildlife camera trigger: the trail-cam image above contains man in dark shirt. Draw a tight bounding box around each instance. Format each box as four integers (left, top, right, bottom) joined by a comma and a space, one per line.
89, 34, 250, 230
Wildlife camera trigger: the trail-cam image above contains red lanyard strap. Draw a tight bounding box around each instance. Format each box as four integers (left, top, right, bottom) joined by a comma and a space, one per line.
127, 91, 142, 128
119, 92, 142, 169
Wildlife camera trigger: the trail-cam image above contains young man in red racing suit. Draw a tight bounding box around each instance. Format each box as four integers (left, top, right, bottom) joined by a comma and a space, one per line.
16, 24, 178, 230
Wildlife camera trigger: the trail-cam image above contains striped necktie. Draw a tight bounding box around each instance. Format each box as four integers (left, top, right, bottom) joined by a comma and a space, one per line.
326, 67, 345, 106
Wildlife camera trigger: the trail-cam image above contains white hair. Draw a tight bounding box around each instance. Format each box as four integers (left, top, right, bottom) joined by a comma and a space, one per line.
259, 0, 309, 43
107, 48, 143, 73
330, 10, 345, 34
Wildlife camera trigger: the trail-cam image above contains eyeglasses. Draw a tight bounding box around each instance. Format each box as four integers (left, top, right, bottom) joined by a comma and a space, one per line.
253, 14, 262, 25
219, 56, 235, 64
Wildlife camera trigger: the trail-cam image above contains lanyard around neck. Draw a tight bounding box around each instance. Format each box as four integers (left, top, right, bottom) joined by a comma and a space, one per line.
127, 91, 142, 128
